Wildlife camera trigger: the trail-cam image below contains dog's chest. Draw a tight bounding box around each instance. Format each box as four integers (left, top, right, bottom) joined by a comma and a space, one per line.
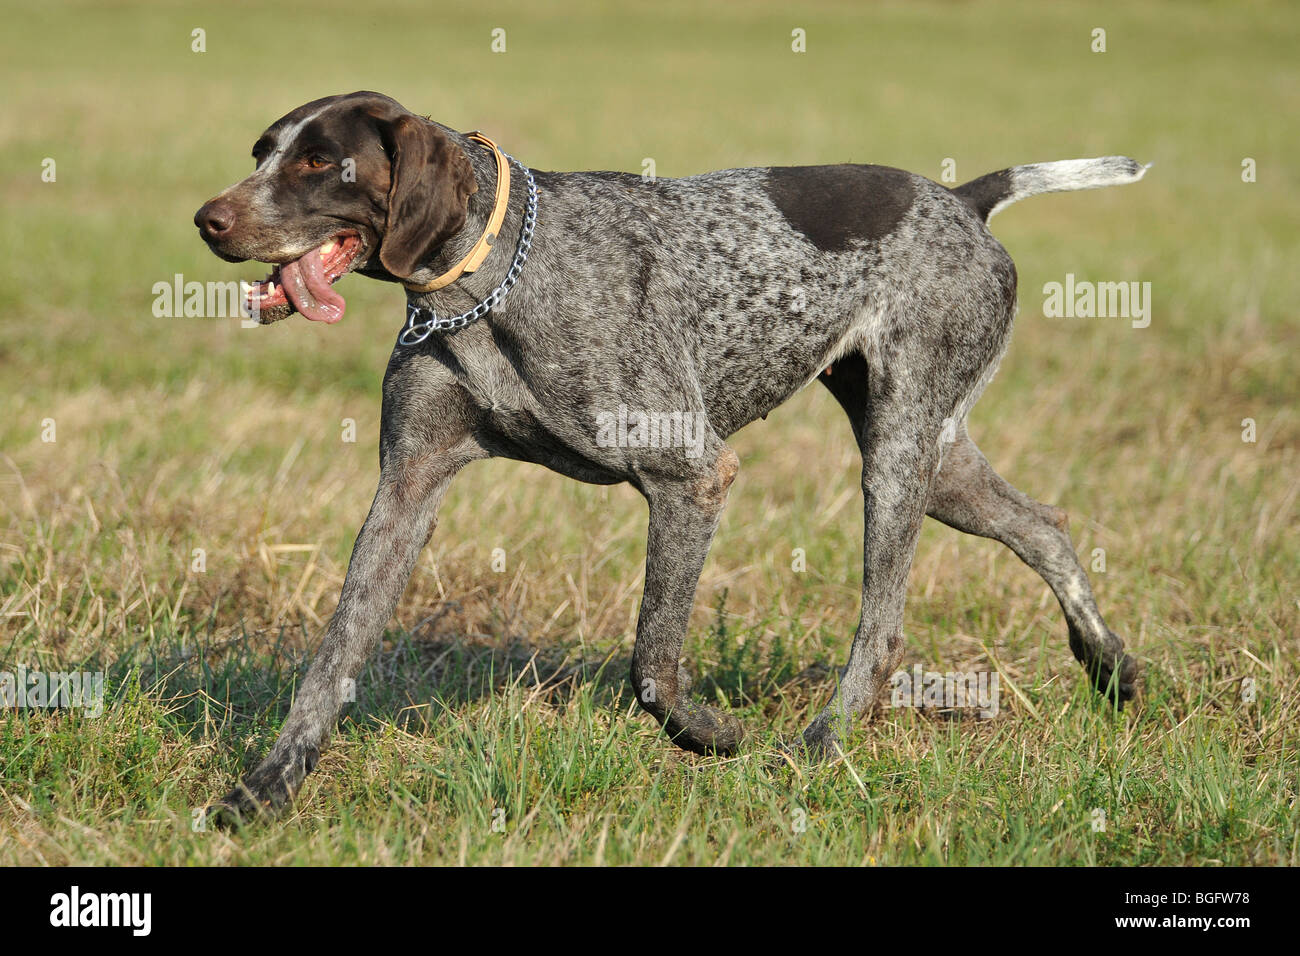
449, 346, 525, 412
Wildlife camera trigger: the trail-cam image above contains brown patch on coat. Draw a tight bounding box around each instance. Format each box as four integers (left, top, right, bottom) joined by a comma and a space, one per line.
1050, 506, 1070, 533
765, 164, 914, 252
693, 447, 740, 510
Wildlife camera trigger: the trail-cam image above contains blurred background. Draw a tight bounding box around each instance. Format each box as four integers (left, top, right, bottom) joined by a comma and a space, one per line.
1, 0, 1295, 863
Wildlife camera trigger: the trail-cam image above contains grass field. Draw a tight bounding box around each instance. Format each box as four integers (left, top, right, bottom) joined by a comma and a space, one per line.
1, 0, 1297, 865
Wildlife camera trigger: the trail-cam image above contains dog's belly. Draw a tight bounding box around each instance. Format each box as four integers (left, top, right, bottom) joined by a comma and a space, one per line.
697, 312, 864, 437
681, 262, 884, 437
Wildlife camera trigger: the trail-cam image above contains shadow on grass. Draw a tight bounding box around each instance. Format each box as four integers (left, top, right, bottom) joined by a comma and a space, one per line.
112, 624, 631, 745
58, 591, 1002, 781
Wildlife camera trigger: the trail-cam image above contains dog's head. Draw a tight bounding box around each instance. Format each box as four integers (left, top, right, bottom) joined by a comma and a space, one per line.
193, 91, 478, 324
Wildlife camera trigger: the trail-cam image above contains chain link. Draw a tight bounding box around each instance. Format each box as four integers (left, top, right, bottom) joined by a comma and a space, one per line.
399, 154, 538, 346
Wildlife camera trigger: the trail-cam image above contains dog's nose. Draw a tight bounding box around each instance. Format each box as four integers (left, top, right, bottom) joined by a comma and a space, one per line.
195, 200, 236, 240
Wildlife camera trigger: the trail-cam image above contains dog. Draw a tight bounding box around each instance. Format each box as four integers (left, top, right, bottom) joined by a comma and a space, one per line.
195, 91, 1143, 820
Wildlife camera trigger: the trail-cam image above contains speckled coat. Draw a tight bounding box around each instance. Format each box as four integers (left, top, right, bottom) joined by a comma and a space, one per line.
195, 92, 1143, 821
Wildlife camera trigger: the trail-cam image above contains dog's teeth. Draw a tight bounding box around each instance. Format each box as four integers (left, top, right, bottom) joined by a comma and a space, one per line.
321, 240, 336, 255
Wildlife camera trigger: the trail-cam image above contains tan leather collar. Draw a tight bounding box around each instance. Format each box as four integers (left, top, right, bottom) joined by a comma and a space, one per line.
402, 132, 511, 293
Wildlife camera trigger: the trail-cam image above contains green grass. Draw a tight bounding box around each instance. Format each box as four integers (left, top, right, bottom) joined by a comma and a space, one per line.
1, 0, 1296, 864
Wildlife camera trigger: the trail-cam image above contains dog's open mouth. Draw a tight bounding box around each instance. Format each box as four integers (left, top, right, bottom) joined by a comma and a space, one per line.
245, 233, 363, 324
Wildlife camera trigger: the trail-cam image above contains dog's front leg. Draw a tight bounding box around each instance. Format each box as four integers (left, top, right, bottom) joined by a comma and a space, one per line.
629, 448, 745, 755
215, 447, 472, 822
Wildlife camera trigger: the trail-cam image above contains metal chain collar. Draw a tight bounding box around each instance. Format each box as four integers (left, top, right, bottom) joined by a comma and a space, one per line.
399, 154, 538, 346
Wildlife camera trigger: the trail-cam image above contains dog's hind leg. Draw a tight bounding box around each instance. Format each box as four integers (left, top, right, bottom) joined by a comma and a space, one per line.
629, 445, 745, 755
819, 354, 1137, 717
800, 353, 948, 755
925, 426, 1138, 705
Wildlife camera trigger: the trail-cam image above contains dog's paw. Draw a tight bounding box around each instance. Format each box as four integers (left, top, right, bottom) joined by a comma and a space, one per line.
667, 704, 744, 756
1099, 650, 1139, 708
1071, 626, 1139, 709
636, 661, 743, 756
1088, 635, 1139, 708
208, 743, 320, 828
206, 780, 281, 829
777, 727, 839, 764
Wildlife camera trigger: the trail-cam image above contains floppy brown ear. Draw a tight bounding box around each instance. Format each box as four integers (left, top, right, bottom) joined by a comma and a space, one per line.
378, 115, 478, 279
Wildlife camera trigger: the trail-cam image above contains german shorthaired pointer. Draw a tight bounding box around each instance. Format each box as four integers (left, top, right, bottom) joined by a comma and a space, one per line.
195, 91, 1144, 821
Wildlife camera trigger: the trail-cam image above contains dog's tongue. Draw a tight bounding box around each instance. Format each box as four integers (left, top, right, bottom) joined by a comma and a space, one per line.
280, 246, 346, 323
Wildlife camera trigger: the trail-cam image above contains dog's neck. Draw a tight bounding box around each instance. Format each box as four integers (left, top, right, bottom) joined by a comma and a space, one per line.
402, 128, 531, 311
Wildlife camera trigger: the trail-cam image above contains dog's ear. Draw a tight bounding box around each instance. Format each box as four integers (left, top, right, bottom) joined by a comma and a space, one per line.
377, 114, 478, 279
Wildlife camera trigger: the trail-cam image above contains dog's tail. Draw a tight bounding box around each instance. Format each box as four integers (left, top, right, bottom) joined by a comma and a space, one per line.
954, 156, 1149, 223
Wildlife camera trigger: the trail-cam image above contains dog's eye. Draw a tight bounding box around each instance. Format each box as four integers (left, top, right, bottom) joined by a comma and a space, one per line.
307, 154, 330, 169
